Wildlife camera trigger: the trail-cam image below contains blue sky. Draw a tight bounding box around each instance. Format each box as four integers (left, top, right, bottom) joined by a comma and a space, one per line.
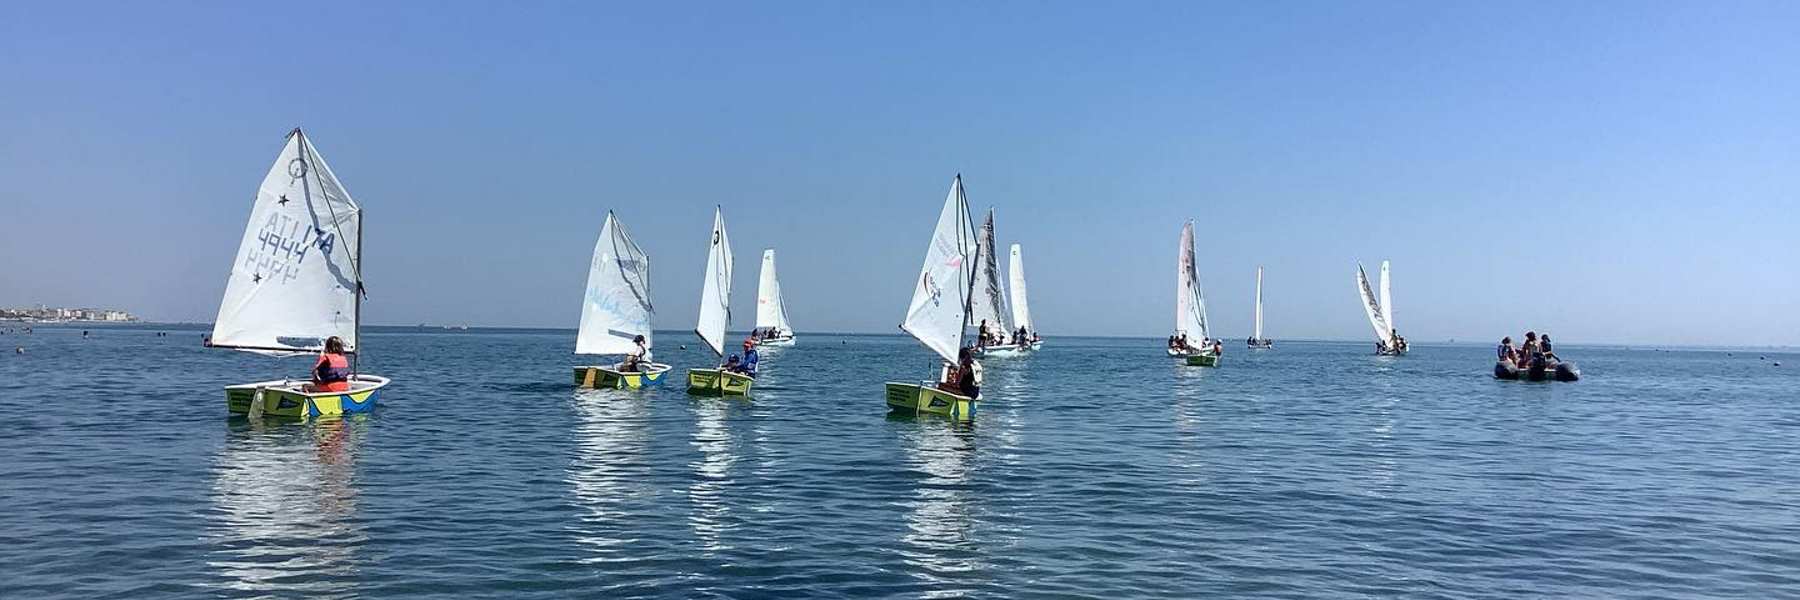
2, 1, 1795, 345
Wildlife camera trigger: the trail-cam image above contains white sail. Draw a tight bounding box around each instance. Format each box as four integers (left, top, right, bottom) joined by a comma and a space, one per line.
1175, 221, 1209, 341
1007, 243, 1032, 334
211, 129, 363, 355
1379, 260, 1394, 335
902, 175, 978, 363
755, 249, 792, 334
1356, 263, 1391, 344
1253, 266, 1264, 340
967, 208, 1011, 337
694, 208, 734, 357
576, 213, 655, 356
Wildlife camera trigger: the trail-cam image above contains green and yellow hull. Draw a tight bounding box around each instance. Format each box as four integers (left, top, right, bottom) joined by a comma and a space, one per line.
885, 381, 977, 421
1185, 353, 1221, 367
574, 364, 673, 389
225, 375, 389, 420
686, 368, 754, 396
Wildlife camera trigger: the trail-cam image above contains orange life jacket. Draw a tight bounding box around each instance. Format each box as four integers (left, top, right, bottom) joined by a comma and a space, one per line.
313, 353, 351, 392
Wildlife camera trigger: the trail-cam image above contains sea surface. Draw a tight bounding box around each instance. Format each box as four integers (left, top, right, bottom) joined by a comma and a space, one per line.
2, 325, 1797, 599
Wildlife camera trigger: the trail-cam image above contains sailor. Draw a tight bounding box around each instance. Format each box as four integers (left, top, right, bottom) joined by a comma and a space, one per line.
622, 335, 652, 372
1212, 339, 1223, 357
308, 336, 352, 393
737, 339, 759, 377
957, 347, 980, 398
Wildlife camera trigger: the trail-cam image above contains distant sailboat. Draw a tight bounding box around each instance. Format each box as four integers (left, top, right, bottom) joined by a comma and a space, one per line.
573, 212, 672, 388
1247, 266, 1273, 349
1356, 260, 1406, 355
686, 208, 753, 396
885, 175, 982, 421
753, 249, 796, 347
970, 209, 1024, 357
1168, 221, 1220, 366
215, 128, 389, 419
1008, 243, 1043, 350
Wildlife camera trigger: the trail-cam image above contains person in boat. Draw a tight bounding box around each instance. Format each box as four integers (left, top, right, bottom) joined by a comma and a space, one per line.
621, 334, 652, 372
735, 339, 759, 377
1212, 339, 1223, 356
1539, 334, 1557, 361
1498, 337, 1517, 364
307, 336, 352, 393
723, 354, 741, 373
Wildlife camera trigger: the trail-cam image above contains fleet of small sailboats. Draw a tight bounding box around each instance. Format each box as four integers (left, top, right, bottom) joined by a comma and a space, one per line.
753, 249, 796, 347
214, 128, 389, 419
205, 128, 1583, 423
685, 208, 754, 396
885, 175, 982, 421
574, 212, 673, 388
1247, 266, 1272, 349
1356, 260, 1406, 355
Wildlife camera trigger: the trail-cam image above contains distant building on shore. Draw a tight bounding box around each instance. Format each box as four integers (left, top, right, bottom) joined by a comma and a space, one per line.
0, 305, 138, 322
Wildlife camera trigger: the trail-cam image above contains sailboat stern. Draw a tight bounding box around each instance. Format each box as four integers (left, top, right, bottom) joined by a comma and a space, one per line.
1185, 353, 1222, 367
884, 381, 976, 421
686, 368, 754, 396
225, 375, 388, 419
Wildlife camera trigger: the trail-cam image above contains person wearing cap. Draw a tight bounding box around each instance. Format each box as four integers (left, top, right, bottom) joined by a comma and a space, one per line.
732, 339, 759, 377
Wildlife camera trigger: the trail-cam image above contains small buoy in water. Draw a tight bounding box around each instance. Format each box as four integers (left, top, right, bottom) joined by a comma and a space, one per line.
679, 345, 687, 350
14, 346, 22, 354
1776, 362, 1783, 367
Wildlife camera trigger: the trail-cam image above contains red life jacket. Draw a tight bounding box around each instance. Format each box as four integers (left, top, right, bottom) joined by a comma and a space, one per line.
313, 353, 351, 392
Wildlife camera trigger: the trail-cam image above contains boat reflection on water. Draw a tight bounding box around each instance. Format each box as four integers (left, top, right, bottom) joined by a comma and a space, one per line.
205, 417, 367, 598
687, 398, 747, 556
565, 388, 653, 563
891, 415, 989, 588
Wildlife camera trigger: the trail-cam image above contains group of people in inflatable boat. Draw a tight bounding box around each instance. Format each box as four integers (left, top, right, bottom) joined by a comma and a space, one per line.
1495, 331, 1579, 381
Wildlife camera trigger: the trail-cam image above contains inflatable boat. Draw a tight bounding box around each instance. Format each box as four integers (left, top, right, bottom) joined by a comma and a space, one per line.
1494, 359, 1580, 382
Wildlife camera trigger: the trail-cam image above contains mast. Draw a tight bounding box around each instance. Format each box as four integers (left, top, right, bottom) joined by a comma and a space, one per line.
956, 175, 976, 354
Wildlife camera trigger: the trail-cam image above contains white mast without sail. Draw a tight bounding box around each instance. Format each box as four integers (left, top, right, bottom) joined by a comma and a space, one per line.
212, 128, 364, 356
967, 208, 1011, 339
901, 175, 979, 363
1175, 221, 1209, 343
576, 213, 655, 356
694, 207, 734, 357
1007, 243, 1032, 335
755, 249, 792, 335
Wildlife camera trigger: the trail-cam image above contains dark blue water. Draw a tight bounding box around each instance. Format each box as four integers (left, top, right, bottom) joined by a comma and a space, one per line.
3, 325, 1797, 598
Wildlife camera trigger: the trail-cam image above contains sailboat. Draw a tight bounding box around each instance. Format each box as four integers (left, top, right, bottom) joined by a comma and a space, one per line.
215, 128, 389, 419
1008, 243, 1043, 350
970, 209, 1022, 357
752, 249, 796, 347
1356, 260, 1406, 355
573, 212, 673, 388
686, 208, 754, 396
1168, 221, 1220, 366
885, 175, 982, 421
1247, 266, 1273, 349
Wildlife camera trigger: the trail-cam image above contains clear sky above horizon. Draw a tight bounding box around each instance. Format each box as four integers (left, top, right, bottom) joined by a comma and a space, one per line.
3, 1, 1796, 346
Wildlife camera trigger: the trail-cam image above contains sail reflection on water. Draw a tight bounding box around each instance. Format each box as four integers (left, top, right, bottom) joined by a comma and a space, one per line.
686, 399, 740, 555
205, 418, 366, 598
565, 389, 652, 563
894, 419, 988, 587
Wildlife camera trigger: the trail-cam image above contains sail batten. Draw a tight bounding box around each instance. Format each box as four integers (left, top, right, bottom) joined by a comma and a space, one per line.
211, 129, 363, 355
755, 249, 792, 334
1175, 221, 1209, 341
901, 175, 978, 363
694, 208, 734, 357
1007, 243, 1032, 334
576, 213, 655, 356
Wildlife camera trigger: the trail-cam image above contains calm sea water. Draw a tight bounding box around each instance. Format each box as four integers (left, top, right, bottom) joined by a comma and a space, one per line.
2, 325, 1797, 598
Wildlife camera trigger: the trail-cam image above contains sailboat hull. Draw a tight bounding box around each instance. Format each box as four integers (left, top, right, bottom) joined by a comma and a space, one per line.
1247, 339, 1273, 349
686, 368, 755, 396
225, 375, 389, 419
1184, 353, 1221, 367
974, 343, 1028, 357
884, 381, 976, 421
574, 363, 673, 389
753, 335, 796, 347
